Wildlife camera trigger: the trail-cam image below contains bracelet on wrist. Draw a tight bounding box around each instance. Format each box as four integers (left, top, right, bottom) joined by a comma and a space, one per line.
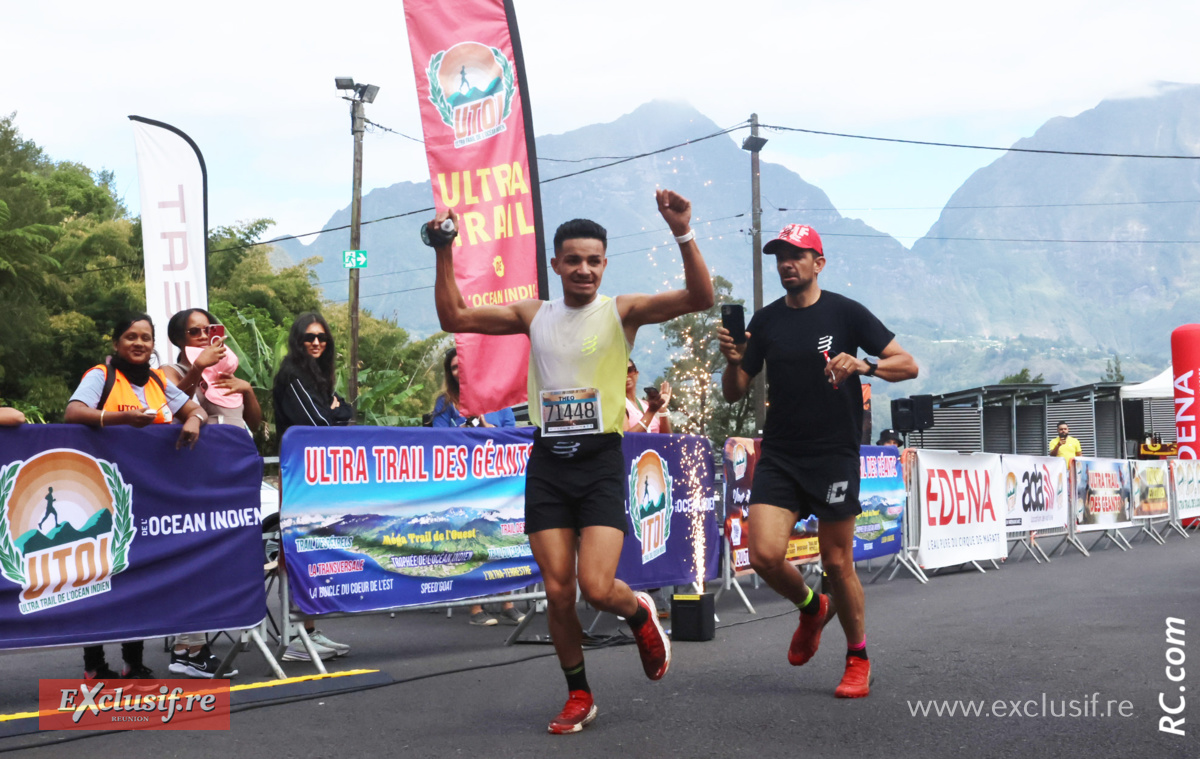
100, 410, 105, 428
673, 229, 695, 244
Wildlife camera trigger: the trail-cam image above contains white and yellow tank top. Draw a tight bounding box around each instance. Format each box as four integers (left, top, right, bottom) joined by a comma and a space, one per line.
528, 296, 629, 436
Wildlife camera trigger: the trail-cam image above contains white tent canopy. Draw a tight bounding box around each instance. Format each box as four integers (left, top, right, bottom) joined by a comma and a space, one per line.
1120, 367, 1173, 400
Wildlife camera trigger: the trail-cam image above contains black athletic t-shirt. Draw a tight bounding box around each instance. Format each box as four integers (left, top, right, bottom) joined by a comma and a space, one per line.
741, 291, 894, 457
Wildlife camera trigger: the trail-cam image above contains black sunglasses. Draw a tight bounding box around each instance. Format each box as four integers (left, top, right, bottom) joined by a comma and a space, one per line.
302, 333, 330, 344
627, 365, 638, 374
186, 326, 211, 337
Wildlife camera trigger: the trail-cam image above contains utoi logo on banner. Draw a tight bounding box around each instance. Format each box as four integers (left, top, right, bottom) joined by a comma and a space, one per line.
731, 442, 748, 481
629, 451, 672, 564
427, 42, 516, 148
0, 451, 134, 615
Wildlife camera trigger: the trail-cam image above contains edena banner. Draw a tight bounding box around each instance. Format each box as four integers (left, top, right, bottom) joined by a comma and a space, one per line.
915, 450, 1007, 570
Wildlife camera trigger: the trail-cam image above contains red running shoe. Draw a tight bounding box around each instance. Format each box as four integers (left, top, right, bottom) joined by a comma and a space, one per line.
787, 593, 833, 666
547, 690, 597, 734
834, 656, 871, 698
631, 591, 671, 680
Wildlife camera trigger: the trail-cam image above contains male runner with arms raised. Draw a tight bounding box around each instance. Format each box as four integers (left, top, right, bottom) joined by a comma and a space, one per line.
718, 224, 917, 698
430, 190, 714, 733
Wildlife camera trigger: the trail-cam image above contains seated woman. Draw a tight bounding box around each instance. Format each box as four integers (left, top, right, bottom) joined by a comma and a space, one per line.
63, 313, 208, 679
624, 359, 671, 433
431, 347, 522, 627
431, 347, 517, 429
273, 312, 353, 438
272, 312, 353, 660
162, 308, 263, 431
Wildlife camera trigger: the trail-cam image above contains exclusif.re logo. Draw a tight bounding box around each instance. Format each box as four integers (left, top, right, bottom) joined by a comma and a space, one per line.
0, 451, 134, 615
426, 41, 516, 149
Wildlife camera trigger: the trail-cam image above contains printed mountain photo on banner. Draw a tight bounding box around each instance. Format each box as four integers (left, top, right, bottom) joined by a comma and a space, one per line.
289, 506, 529, 579
854, 494, 902, 543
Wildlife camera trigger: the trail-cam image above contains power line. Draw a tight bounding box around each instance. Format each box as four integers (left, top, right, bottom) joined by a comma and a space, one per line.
316, 264, 435, 287
363, 118, 426, 144
56, 261, 141, 277
205, 124, 750, 258
761, 123, 1200, 160
816, 230, 1200, 245
540, 123, 749, 183
776, 199, 1200, 213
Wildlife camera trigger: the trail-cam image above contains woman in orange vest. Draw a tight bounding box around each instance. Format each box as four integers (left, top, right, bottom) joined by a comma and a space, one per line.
63, 312, 208, 679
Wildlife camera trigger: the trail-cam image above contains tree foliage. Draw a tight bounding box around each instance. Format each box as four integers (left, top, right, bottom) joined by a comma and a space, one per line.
999, 367, 1044, 384
1103, 354, 1124, 382
659, 275, 755, 447
0, 115, 446, 450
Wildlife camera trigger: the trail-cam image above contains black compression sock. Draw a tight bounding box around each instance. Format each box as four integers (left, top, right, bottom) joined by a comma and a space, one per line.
848, 646, 868, 661
563, 661, 590, 694
797, 587, 822, 616
627, 602, 650, 630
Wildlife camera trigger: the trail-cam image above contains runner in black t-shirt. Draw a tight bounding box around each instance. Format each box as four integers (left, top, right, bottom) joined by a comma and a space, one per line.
718, 223, 917, 699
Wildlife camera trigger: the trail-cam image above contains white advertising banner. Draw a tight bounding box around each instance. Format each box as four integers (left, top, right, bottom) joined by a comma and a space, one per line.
1000, 455, 1069, 532
1171, 459, 1200, 520
130, 117, 207, 343
916, 451, 1007, 570
1072, 458, 1133, 532
1130, 460, 1170, 519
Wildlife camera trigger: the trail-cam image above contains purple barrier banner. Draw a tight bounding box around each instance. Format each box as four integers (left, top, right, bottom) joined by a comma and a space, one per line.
616, 432, 719, 591
0, 425, 266, 649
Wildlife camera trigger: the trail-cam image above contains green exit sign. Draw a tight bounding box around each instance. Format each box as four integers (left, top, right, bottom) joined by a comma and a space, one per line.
343, 250, 368, 268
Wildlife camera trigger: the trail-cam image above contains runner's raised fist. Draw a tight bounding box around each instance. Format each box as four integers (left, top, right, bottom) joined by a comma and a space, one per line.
655, 189, 692, 236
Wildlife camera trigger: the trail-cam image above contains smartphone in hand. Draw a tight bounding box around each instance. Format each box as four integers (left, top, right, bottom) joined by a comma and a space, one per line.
208, 324, 226, 345
721, 304, 746, 344
644, 387, 660, 398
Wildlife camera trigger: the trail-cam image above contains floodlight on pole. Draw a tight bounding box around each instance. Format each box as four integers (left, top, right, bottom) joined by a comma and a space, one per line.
335, 77, 355, 91
358, 84, 380, 104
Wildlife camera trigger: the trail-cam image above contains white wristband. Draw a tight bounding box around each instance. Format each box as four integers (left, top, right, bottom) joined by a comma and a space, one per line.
673, 229, 695, 244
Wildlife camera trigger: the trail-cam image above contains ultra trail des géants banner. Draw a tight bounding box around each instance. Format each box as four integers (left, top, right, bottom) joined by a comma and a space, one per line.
281, 426, 536, 615
280, 427, 721, 614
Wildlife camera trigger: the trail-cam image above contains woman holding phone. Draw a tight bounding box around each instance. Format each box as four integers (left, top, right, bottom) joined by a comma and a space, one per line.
162, 308, 262, 431
63, 312, 208, 679
272, 311, 353, 660
624, 359, 672, 433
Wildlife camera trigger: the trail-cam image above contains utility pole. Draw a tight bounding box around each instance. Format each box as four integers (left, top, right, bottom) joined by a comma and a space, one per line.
335, 78, 379, 409
742, 113, 768, 432
348, 97, 364, 409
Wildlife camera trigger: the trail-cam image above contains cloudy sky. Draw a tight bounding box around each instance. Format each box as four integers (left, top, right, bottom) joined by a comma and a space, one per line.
5, 1, 1199, 245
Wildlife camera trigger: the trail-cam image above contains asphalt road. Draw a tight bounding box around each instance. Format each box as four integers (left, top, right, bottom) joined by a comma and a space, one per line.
2, 532, 1197, 758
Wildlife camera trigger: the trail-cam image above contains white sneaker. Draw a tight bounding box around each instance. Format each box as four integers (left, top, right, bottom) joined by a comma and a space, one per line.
282, 638, 336, 661
308, 630, 350, 656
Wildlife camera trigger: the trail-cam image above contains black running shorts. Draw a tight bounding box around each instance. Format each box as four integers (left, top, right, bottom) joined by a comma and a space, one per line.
525, 431, 627, 534
749, 452, 862, 522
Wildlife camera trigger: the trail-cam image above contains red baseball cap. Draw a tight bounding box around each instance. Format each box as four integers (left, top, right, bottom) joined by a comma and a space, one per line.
763, 224, 823, 256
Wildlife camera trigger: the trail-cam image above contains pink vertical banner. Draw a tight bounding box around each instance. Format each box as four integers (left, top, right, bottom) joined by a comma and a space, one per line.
1172, 324, 1200, 460
404, 0, 547, 415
